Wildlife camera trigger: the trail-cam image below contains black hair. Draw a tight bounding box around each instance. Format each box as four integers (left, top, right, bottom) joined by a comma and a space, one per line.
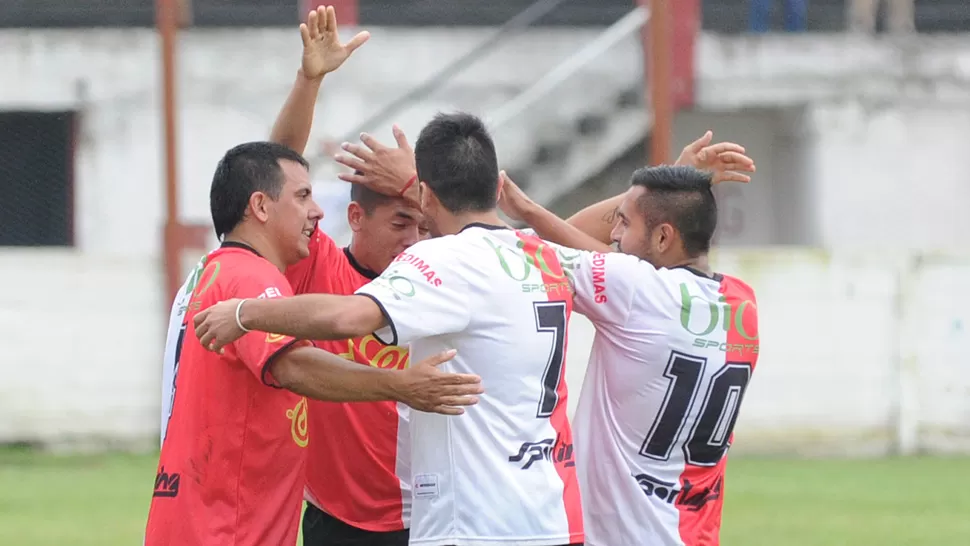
349, 170, 397, 214
630, 165, 717, 256
414, 112, 499, 213
209, 141, 308, 239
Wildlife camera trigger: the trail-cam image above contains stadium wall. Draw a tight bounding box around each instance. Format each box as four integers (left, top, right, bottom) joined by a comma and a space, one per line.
3, 30, 970, 453
2, 248, 969, 455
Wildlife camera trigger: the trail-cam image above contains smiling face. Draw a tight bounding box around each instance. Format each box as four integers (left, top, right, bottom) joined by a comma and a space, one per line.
262, 159, 324, 265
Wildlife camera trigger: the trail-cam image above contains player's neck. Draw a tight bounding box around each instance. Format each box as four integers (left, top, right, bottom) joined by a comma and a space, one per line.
448, 210, 507, 234
676, 254, 712, 276
223, 229, 287, 273
347, 237, 385, 274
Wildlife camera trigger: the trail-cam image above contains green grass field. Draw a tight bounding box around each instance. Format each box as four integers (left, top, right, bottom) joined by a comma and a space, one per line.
2, 448, 968, 545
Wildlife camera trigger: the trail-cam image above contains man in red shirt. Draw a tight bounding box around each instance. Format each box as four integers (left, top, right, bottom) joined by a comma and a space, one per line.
157, 6, 434, 544
145, 140, 483, 546
261, 8, 433, 545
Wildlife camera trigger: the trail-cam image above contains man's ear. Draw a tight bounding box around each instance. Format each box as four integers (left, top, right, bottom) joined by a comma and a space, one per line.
347, 201, 365, 233
419, 181, 439, 212
656, 223, 677, 253
249, 192, 271, 224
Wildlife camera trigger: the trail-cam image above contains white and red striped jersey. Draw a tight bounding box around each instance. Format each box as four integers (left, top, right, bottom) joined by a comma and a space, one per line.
356, 224, 584, 546
558, 250, 759, 546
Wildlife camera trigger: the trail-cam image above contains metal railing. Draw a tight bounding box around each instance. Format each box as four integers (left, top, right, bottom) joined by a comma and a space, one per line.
336, 0, 572, 145
485, 5, 649, 132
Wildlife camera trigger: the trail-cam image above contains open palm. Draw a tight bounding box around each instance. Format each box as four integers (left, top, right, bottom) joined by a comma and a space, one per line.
676, 130, 756, 184
301, 5, 369, 80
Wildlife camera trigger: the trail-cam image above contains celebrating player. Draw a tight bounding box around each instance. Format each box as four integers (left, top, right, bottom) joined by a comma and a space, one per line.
145, 140, 483, 546
497, 133, 759, 546
333, 127, 758, 545
194, 113, 585, 546
158, 7, 429, 545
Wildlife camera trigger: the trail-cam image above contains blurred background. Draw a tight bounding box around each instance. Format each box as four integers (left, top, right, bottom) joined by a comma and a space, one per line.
3, 0, 970, 544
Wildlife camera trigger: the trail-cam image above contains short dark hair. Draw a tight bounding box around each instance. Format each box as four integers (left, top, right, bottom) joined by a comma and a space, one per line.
414, 112, 499, 214
630, 165, 717, 256
349, 171, 397, 214
209, 141, 308, 239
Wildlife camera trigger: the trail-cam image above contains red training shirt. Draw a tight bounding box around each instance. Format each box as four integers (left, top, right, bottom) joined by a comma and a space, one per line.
145, 243, 310, 546
285, 227, 412, 532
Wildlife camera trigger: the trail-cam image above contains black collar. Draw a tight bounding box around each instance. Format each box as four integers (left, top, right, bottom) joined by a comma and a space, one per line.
458, 222, 509, 234
220, 240, 261, 257
342, 247, 379, 280
674, 264, 723, 282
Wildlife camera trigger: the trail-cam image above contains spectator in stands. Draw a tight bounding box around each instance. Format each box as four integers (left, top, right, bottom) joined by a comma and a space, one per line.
749, 0, 807, 33
848, 0, 915, 33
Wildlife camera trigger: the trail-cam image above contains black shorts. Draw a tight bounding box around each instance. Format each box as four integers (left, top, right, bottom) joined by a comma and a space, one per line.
302, 503, 409, 546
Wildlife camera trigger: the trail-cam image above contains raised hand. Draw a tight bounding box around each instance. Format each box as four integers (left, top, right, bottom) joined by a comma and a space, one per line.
675, 130, 756, 184
392, 349, 484, 415
335, 124, 419, 204
497, 171, 538, 223
300, 5, 370, 81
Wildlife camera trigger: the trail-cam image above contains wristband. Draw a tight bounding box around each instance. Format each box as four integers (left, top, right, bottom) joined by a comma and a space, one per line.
399, 175, 417, 196
235, 299, 252, 333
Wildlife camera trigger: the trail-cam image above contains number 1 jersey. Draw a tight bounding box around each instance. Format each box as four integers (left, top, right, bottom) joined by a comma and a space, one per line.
559, 250, 759, 546
355, 224, 584, 546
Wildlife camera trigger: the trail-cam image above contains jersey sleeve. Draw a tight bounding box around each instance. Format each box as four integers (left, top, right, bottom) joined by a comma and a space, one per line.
227, 270, 305, 387
354, 242, 471, 347
284, 226, 342, 295
555, 248, 645, 326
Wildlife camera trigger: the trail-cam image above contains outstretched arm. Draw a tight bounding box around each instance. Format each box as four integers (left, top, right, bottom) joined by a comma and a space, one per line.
270, 5, 369, 154
499, 132, 756, 249
499, 171, 614, 253
270, 345, 482, 415
194, 294, 385, 354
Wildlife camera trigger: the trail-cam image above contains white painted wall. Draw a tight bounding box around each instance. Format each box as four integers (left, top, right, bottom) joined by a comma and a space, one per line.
688, 34, 970, 250
4, 248, 969, 455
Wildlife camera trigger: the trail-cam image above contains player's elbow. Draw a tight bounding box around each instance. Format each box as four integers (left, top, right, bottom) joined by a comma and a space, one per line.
268, 348, 311, 393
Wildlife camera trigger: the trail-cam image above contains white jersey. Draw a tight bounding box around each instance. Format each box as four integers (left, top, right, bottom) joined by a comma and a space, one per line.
557, 250, 759, 546
159, 253, 211, 445
355, 224, 584, 546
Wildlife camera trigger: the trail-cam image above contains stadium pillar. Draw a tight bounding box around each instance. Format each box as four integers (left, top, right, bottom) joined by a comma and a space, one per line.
158, 0, 207, 306
640, 0, 697, 165
644, 0, 672, 165
300, 0, 358, 25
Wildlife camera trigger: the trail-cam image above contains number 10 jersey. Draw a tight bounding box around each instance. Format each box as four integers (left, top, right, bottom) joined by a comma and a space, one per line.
355, 224, 584, 546
559, 250, 760, 546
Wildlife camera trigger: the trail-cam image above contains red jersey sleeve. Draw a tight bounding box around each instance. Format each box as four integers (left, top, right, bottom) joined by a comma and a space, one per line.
229, 270, 306, 387
285, 226, 342, 295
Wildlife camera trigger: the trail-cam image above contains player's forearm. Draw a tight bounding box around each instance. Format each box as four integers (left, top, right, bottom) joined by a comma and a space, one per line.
522, 203, 614, 254
269, 69, 323, 154
272, 346, 401, 402
239, 294, 381, 341
565, 194, 625, 246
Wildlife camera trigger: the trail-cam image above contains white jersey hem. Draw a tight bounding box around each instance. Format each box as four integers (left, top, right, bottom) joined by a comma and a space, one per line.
410, 535, 577, 546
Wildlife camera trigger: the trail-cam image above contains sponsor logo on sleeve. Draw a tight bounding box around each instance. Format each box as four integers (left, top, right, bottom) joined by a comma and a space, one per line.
391, 252, 442, 286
